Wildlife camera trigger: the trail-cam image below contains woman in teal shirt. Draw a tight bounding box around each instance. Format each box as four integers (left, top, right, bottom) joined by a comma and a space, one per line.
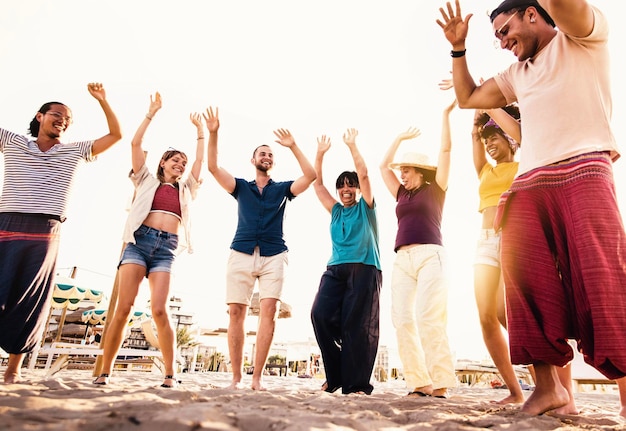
310, 128, 382, 395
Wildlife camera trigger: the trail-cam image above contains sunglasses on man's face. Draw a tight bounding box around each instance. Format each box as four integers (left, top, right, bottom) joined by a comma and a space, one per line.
494, 11, 519, 40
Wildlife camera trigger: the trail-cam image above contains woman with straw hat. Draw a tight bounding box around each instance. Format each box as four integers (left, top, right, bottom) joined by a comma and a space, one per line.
379, 98, 457, 399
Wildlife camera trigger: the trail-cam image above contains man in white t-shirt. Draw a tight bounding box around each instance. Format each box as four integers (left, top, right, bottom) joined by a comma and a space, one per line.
438, 0, 626, 417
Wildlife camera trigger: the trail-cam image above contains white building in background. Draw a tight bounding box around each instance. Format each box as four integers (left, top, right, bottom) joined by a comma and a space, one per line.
167, 296, 194, 329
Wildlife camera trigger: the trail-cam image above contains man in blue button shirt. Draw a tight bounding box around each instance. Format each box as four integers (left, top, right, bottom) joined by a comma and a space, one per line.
205, 107, 316, 390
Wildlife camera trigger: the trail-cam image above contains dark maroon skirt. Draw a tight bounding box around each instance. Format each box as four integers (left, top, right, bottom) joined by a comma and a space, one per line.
496, 152, 626, 380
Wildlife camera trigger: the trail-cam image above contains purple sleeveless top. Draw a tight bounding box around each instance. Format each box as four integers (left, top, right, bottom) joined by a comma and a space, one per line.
394, 182, 445, 251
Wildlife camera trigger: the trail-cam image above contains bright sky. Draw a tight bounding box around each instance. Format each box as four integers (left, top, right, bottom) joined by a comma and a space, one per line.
1, 0, 624, 362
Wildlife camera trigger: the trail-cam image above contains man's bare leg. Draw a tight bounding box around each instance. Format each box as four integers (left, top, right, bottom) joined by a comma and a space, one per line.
522, 362, 569, 415
616, 376, 626, 419
552, 363, 579, 415
3, 353, 25, 383
251, 298, 278, 391
227, 303, 247, 389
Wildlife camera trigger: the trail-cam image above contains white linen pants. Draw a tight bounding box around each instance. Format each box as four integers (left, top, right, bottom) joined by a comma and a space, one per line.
391, 244, 456, 390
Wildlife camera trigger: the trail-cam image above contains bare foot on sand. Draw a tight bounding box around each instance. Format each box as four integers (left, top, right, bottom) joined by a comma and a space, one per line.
226, 381, 244, 390
552, 397, 579, 415
3, 371, 21, 384
492, 393, 525, 405
521, 386, 570, 415
251, 381, 267, 391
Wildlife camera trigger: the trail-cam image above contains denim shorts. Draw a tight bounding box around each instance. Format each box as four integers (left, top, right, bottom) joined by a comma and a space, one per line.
119, 224, 179, 276
474, 228, 501, 268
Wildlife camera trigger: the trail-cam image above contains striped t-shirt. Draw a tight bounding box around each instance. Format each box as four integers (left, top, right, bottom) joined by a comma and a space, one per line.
0, 127, 95, 220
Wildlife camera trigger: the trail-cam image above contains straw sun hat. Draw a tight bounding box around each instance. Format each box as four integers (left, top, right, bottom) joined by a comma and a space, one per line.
388, 152, 437, 182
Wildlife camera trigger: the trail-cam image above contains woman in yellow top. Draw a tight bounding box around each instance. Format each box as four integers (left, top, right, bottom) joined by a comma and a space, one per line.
471, 106, 523, 404
473, 106, 580, 413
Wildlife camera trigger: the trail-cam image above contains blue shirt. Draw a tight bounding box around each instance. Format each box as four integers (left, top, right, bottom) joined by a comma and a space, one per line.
328, 198, 381, 270
230, 177, 295, 256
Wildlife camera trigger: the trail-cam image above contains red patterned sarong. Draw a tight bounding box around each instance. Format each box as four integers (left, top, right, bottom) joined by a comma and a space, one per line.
496, 152, 626, 379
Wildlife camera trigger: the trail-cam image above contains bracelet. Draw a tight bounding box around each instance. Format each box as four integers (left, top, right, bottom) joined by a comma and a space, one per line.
450, 49, 466, 58
146, 114, 153, 120
197, 136, 205, 140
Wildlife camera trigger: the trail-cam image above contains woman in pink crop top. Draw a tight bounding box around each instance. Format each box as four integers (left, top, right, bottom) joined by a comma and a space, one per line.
379, 96, 457, 399
94, 92, 208, 388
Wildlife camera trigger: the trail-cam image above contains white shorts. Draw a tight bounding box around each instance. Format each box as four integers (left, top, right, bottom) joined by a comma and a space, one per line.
474, 229, 501, 268
225, 247, 288, 305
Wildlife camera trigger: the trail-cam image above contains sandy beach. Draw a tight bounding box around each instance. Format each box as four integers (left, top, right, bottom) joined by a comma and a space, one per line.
1, 368, 624, 431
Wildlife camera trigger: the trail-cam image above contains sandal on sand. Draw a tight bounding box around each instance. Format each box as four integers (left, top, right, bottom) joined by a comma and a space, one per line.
161, 375, 181, 388
432, 388, 449, 399
93, 374, 109, 385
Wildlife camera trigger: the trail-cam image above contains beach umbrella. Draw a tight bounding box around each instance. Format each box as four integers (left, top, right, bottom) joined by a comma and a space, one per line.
51, 274, 105, 304
81, 309, 108, 326
83, 288, 105, 303
81, 309, 152, 346
51, 283, 88, 310
30, 271, 105, 368
81, 309, 152, 327
48, 280, 105, 342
